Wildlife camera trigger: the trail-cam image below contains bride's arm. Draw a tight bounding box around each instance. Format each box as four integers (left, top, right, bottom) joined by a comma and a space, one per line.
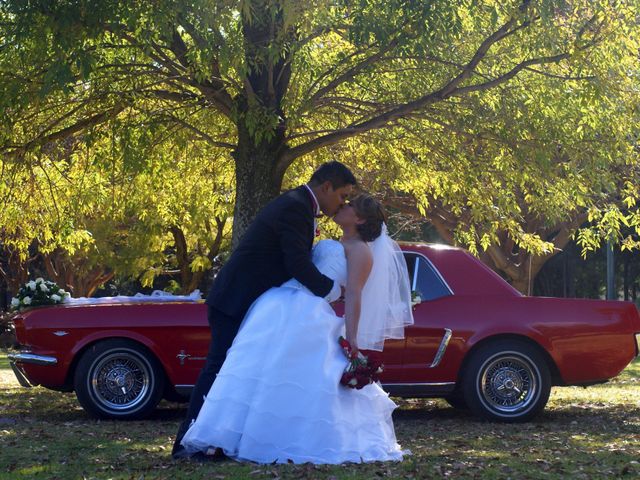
343, 242, 373, 355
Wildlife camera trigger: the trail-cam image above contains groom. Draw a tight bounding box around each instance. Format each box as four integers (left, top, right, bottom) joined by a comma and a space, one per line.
172, 161, 357, 459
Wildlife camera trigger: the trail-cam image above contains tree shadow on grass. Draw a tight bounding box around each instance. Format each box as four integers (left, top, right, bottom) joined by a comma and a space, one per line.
389, 400, 639, 479
2, 386, 638, 479
391, 398, 640, 449
0, 384, 189, 423
4, 383, 638, 428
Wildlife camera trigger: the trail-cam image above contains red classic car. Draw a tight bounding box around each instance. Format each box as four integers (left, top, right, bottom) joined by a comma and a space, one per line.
8, 243, 640, 423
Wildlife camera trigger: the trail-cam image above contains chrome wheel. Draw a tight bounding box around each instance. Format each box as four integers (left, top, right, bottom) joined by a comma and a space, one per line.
89, 351, 151, 412
462, 340, 551, 422
74, 340, 164, 419
479, 353, 538, 414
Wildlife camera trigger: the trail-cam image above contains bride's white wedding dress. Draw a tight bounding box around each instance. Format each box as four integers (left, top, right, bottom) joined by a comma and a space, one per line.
181, 239, 405, 464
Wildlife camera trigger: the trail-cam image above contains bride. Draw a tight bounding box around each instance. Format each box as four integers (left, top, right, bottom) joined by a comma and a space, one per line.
180, 194, 414, 464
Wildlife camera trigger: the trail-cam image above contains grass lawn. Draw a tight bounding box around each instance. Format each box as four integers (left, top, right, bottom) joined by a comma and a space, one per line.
1, 351, 638, 479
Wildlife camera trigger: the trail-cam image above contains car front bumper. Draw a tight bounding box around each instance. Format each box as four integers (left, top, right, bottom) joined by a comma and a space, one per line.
7, 352, 58, 388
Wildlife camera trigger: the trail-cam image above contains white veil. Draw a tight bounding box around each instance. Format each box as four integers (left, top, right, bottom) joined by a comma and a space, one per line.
357, 224, 414, 351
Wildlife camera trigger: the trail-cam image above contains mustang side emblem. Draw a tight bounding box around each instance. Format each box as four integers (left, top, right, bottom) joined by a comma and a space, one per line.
176, 350, 206, 365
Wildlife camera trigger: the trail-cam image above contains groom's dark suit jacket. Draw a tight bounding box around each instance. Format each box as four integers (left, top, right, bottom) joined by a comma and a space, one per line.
206, 186, 334, 319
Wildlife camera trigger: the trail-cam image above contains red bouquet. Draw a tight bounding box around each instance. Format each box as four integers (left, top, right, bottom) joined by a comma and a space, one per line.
338, 336, 384, 389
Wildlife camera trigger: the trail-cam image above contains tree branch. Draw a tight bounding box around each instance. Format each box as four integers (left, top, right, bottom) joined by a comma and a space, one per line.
108, 24, 234, 119
3, 105, 126, 158
524, 66, 595, 81
156, 114, 235, 149
206, 216, 226, 264
452, 52, 570, 96
307, 37, 401, 108
280, 16, 526, 166
281, 12, 592, 170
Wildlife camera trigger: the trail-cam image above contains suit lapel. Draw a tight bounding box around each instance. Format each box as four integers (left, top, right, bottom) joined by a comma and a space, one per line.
293, 186, 316, 248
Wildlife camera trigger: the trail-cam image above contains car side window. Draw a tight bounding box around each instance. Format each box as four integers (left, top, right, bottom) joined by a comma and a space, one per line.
403, 252, 452, 301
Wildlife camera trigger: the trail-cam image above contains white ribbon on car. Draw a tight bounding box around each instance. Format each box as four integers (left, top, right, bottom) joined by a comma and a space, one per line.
63, 289, 203, 305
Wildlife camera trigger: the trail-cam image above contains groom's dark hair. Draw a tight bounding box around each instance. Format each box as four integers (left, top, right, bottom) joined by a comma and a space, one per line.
308, 161, 357, 189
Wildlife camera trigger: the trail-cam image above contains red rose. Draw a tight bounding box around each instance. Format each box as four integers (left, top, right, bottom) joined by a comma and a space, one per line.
338, 337, 385, 389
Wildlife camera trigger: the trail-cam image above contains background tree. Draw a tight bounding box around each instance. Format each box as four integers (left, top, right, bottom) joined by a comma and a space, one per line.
2, 0, 636, 248
0, 105, 234, 296
355, 18, 640, 293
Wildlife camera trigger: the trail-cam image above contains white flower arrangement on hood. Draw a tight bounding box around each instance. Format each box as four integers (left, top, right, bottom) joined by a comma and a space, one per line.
11, 278, 70, 311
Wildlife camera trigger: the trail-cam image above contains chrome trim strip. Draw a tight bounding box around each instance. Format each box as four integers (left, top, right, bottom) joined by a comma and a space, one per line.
175, 384, 195, 388
428, 328, 452, 368
7, 352, 58, 366
381, 382, 456, 387
635, 333, 640, 357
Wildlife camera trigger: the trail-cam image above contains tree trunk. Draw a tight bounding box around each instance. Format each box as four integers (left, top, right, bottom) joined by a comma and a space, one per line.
42, 250, 113, 297
231, 121, 287, 248
229, 1, 293, 248
0, 246, 33, 295
484, 247, 554, 296
170, 217, 226, 294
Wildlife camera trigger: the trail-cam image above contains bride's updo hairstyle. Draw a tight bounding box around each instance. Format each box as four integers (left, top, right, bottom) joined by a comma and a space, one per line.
351, 194, 386, 242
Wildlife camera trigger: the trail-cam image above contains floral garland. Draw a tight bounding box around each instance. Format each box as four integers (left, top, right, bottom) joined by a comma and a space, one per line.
11, 278, 70, 311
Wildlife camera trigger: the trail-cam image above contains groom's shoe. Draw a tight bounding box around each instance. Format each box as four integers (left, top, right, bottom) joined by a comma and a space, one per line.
189, 448, 227, 463
172, 446, 227, 463
171, 445, 191, 460
171, 424, 188, 458
203, 447, 227, 462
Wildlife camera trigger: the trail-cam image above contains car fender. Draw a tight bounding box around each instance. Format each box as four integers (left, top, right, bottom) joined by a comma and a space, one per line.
66, 330, 168, 386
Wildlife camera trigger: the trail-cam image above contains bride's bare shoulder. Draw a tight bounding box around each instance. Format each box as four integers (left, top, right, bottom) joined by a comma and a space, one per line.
341, 239, 372, 261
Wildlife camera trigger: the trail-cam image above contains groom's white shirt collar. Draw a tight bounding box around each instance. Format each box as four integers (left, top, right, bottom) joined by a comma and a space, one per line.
304, 184, 321, 217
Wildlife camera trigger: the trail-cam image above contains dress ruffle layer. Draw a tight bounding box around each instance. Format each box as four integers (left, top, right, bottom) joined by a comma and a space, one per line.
182, 372, 402, 463
181, 242, 407, 464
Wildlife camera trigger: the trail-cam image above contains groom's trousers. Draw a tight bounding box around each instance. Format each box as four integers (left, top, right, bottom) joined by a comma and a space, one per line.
172, 305, 242, 454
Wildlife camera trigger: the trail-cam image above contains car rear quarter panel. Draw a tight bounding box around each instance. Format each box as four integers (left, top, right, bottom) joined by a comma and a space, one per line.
403, 295, 546, 384
513, 297, 640, 384
443, 296, 639, 385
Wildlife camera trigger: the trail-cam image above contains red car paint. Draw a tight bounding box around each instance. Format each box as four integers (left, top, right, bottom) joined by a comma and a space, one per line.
9, 243, 640, 420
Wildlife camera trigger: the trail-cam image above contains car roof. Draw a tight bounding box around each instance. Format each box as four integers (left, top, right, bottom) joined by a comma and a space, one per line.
399, 242, 522, 297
